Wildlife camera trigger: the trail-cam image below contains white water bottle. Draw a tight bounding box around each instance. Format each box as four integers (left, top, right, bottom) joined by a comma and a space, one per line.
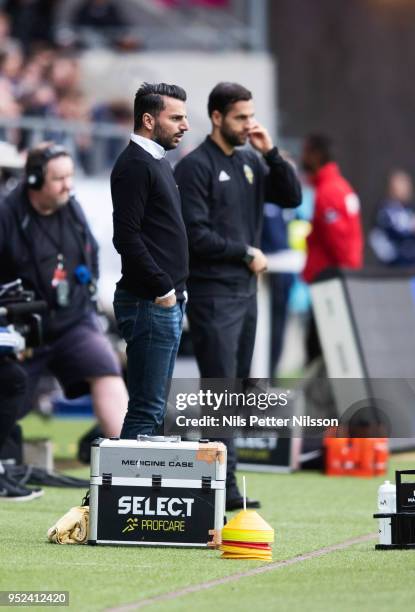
377, 480, 396, 546
377, 480, 396, 513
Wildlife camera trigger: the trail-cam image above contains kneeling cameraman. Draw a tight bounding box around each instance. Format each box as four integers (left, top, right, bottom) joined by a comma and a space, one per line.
0, 142, 127, 439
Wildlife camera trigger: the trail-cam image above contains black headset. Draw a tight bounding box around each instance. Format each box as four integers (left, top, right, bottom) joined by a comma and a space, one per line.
25, 144, 70, 191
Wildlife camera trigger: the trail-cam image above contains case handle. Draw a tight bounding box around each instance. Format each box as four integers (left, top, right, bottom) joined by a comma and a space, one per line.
136, 435, 181, 443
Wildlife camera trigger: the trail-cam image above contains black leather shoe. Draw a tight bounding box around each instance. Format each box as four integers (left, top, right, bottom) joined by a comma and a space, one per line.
226, 496, 261, 511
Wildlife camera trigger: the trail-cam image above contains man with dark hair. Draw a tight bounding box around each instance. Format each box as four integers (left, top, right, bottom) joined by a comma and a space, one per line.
175, 82, 301, 509
111, 82, 189, 438
302, 134, 333, 167
0, 142, 128, 439
207, 82, 252, 117
133, 82, 187, 132
301, 133, 363, 361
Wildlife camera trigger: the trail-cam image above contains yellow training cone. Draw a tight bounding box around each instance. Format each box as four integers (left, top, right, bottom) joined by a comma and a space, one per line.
222, 510, 274, 541
220, 477, 275, 560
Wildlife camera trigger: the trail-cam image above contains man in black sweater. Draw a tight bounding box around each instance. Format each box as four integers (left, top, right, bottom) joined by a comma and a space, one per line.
175, 82, 301, 509
111, 83, 189, 438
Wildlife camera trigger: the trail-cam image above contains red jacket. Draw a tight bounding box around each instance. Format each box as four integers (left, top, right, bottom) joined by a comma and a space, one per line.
303, 162, 363, 283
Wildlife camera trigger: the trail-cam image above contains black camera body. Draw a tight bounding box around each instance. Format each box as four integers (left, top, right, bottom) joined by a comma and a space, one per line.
0, 280, 47, 353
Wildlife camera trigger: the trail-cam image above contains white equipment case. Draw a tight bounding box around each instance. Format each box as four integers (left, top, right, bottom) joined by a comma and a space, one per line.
88, 436, 226, 547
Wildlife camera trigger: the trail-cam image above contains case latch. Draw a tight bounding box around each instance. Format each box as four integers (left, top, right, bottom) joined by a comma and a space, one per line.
202, 476, 212, 491
102, 473, 112, 489
152, 474, 162, 489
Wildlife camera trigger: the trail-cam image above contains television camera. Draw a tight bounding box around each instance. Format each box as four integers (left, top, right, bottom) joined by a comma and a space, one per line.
0, 280, 47, 356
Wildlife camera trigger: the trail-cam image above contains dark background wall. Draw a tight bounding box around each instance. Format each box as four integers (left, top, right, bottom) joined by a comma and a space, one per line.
269, 0, 415, 253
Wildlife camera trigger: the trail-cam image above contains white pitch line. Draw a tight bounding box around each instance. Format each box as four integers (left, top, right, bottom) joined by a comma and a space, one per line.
106, 532, 377, 612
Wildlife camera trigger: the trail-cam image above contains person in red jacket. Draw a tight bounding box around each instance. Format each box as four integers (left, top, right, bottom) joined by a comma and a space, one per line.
301, 134, 363, 360
302, 134, 363, 283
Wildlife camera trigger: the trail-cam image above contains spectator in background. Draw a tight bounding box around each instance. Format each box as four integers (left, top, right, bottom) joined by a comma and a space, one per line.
370, 170, 415, 266
73, 0, 140, 50
93, 99, 133, 127
0, 45, 53, 130
0, 78, 21, 145
3, 0, 55, 54
0, 78, 20, 118
21, 81, 56, 117
48, 54, 81, 97
17, 47, 56, 109
17, 51, 78, 118
15, 49, 58, 149
0, 40, 24, 91
93, 99, 133, 166
301, 134, 363, 362
0, 41, 25, 146
55, 90, 90, 123
75, 0, 126, 29
37, 89, 93, 174
0, 43, 96, 170
27, 46, 56, 80
0, 10, 11, 47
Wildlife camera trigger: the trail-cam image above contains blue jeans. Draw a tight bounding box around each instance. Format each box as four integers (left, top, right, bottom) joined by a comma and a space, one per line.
113, 288, 185, 438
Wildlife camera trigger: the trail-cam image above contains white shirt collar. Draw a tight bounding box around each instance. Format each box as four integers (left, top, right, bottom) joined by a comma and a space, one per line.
130, 133, 166, 160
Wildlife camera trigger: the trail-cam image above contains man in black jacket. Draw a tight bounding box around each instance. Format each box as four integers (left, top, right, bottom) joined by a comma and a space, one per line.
0, 143, 127, 437
175, 82, 301, 509
111, 82, 189, 438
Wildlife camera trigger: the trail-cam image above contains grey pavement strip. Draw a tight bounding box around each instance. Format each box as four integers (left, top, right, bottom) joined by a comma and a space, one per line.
106, 532, 377, 612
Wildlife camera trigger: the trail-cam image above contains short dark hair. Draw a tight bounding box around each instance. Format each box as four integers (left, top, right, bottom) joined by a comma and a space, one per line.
208, 82, 252, 117
133, 82, 187, 131
25, 142, 70, 175
305, 134, 334, 165
25, 142, 71, 190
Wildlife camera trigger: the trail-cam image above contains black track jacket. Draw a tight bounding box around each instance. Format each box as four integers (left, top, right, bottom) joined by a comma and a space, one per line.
174, 137, 301, 297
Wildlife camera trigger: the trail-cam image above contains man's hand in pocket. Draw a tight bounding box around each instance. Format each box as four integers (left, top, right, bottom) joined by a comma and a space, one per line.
154, 293, 177, 308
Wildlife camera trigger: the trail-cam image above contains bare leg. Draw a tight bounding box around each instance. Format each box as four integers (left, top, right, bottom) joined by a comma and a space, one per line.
87, 376, 128, 437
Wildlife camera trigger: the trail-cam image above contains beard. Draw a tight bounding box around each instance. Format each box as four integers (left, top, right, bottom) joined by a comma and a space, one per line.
153, 123, 183, 151
53, 191, 71, 209
37, 196, 69, 215
220, 123, 248, 148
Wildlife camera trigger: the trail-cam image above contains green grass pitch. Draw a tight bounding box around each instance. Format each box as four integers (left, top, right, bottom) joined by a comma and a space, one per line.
0, 415, 414, 611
